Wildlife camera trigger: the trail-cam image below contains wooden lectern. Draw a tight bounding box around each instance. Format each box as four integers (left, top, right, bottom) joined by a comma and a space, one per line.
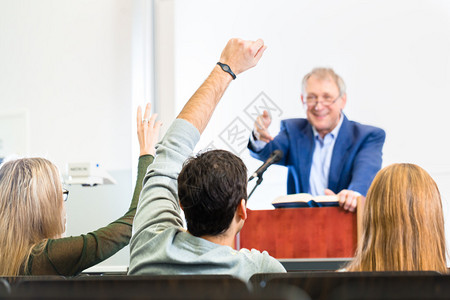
237, 199, 364, 259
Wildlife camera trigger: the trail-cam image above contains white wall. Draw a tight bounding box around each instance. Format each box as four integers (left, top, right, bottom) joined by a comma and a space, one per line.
0, 0, 134, 169
0, 0, 139, 270
168, 0, 450, 263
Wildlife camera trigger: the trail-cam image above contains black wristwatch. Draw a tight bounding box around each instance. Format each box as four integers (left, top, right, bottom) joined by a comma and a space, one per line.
217, 62, 236, 80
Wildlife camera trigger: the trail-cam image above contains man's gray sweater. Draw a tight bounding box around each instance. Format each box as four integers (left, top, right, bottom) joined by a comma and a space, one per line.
128, 119, 286, 281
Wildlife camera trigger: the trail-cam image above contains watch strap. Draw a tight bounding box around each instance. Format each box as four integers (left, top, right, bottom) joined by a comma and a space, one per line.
217, 62, 236, 80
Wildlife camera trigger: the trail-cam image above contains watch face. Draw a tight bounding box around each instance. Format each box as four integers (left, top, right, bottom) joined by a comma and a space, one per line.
223, 65, 230, 72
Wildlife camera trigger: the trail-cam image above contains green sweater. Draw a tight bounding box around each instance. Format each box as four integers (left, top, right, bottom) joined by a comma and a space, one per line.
23, 155, 153, 276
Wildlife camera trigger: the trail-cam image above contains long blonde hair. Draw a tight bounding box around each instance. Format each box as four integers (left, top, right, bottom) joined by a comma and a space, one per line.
347, 163, 447, 272
0, 158, 65, 275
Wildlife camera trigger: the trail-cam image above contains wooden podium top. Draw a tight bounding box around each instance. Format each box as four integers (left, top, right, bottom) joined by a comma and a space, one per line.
237, 207, 358, 259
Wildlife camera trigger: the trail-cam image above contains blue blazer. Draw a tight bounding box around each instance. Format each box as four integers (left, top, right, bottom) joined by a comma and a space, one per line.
248, 115, 386, 196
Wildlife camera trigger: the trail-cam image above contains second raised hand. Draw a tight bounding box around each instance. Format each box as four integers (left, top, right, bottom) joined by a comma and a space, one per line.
137, 103, 162, 157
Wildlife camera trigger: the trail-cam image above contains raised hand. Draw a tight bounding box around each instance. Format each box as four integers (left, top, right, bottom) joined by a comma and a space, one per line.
137, 103, 162, 157
178, 38, 267, 134
219, 38, 266, 76
254, 110, 273, 143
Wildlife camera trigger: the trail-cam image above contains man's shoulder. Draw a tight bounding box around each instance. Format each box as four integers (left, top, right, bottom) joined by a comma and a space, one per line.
238, 248, 283, 265
238, 248, 286, 272
345, 117, 386, 137
238, 247, 271, 257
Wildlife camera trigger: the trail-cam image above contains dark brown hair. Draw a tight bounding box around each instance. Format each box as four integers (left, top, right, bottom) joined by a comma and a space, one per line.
178, 150, 247, 237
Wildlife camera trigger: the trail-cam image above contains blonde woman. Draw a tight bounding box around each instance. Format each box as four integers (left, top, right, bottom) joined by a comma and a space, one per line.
0, 103, 161, 276
346, 163, 447, 272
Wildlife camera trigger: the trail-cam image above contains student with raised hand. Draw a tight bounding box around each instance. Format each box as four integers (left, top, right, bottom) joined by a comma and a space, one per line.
129, 38, 286, 281
0, 103, 161, 276
345, 163, 448, 272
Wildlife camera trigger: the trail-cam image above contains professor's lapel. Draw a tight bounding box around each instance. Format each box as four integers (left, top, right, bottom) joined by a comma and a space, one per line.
296, 123, 315, 193
328, 116, 352, 192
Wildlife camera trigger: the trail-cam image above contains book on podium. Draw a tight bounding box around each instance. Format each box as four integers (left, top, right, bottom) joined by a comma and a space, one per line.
237, 194, 364, 259
271, 193, 339, 208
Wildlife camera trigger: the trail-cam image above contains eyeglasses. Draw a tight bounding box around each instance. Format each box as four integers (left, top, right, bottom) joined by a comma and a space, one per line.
63, 188, 69, 202
305, 94, 341, 107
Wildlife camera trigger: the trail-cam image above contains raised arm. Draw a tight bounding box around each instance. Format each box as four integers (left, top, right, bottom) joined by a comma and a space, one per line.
129, 39, 267, 275
178, 38, 266, 133
29, 103, 161, 276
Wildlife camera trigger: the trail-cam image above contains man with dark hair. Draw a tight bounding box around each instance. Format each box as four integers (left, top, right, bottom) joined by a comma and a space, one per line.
178, 150, 248, 238
129, 38, 286, 281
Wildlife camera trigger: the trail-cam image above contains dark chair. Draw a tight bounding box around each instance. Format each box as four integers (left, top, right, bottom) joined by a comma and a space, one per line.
11, 274, 316, 300
12, 274, 251, 299
327, 272, 450, 300
252, 283, 311, 300
255, 271, 448, 300
0, 278, 11, 297
250, 271, 335, 289
0, 275, 65, 285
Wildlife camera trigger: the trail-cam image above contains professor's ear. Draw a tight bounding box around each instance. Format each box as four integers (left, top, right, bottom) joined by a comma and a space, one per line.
237, 199, 247, 221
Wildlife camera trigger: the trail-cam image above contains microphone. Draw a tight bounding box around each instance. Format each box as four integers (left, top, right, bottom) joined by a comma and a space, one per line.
249, 150, 283, 181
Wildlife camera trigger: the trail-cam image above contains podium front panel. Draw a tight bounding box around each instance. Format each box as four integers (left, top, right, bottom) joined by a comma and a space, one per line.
238, 207, 357, 258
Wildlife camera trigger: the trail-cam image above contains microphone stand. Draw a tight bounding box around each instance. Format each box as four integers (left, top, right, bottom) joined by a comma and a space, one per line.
247, 150, 283, 200
248, 174, 263, 200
